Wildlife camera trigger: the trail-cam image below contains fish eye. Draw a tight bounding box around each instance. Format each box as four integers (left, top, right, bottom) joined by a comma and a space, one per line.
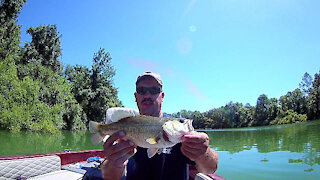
179, 119, 185, 123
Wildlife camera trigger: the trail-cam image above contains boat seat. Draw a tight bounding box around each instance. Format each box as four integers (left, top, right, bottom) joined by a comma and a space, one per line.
0, 155, 61, 179
28, 170, 83, 180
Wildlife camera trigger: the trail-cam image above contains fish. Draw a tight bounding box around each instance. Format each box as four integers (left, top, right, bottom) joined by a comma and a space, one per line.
89, 107, 194, 158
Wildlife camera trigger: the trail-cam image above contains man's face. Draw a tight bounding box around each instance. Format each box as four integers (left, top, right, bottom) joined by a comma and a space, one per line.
134, 78, 164, 117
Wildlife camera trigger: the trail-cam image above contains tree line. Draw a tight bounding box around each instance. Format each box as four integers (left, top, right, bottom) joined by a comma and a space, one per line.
1, 0, 319, 132
0, 0, 121, 132
171, 71, 320, 129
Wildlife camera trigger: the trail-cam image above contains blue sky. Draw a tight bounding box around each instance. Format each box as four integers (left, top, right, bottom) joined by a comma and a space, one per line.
17, 0, 320, 114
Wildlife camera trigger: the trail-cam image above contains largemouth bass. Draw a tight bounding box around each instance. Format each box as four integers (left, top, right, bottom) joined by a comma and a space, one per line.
89, 107, 194, 158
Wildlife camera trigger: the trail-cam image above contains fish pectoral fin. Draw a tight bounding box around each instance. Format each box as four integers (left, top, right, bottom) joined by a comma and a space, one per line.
146, 138, 158, 145
89, 121, 104, 145
91, 132, 104, 145
147, 148, 159, 158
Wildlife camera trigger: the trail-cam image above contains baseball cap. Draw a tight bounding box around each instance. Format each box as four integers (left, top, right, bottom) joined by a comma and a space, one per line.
136, 71, 163, 87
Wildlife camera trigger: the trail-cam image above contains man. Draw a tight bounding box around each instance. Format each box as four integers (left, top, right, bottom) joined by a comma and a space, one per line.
101, 71, 219, 180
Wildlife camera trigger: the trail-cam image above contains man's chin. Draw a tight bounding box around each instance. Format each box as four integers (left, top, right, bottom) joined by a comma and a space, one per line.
140, 106, 154, 116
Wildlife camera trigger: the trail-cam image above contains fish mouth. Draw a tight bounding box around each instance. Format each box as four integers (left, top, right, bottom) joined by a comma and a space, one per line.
162, 130, 171, 142
188, 120, 194, 131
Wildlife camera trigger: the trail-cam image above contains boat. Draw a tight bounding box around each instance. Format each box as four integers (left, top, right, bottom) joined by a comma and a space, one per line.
0, 149, 225, 180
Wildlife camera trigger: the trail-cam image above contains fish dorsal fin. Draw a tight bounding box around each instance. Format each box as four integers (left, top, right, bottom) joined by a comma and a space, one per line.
106, 107, 139, 124
147, 148, 159, 158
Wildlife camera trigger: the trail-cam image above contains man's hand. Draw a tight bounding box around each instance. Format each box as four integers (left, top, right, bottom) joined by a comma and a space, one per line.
181, 131, 218, 174
101, 131, 137, 180
181, 132, 210, 161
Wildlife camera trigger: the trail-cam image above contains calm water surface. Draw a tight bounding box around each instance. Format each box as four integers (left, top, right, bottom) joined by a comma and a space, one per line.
0, 120, 319, 179
207, 120, 320, 180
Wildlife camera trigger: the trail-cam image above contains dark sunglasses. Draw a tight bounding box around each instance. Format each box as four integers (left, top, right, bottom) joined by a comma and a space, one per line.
136, 87, 162, 95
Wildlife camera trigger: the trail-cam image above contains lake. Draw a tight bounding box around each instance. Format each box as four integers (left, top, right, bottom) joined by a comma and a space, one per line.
1, 120, 319, 179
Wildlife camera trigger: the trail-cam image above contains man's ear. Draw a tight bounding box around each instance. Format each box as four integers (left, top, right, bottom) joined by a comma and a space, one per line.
134, 92, 138, 102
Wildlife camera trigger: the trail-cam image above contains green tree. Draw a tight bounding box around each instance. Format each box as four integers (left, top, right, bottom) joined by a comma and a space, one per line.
0, 0, 25, 23
64, 48, 122, 123
0, 57, 62, 133
275, 110, 307, 125
299, 72, 313, 95
238, 106, 254, 127
16, 24, 87, 131
0, 0, 25, 60
206, 108, 230, 128
224, 102, 243, 127
279, 89, 306, 115
191, 111, 211, 129
266, 98, 279, 122
254, 94, 269, 126
64, 65, 92, 112
308, 70, 320, 119
19, 25, 62, 74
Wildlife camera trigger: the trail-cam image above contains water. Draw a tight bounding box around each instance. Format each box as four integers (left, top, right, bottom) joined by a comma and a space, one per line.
0, 130, 99, 156
0, 120, 319, 179
207, 120, 320, 180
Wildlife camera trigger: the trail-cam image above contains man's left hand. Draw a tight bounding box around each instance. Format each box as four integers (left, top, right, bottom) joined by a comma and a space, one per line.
180, 132, 210, 161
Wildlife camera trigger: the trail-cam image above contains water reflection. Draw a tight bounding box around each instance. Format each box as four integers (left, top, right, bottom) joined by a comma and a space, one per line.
0, 130, 99, 156
204, 120, 320, 166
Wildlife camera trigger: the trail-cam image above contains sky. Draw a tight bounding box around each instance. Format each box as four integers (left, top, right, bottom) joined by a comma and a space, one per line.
17, 0, 320, 114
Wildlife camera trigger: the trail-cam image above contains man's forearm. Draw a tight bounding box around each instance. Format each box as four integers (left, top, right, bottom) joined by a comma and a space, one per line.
195, 148, 219, 174
101, 160, 125, 180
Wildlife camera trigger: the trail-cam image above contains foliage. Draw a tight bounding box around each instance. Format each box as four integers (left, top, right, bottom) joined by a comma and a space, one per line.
271, 110, 307, 125
0, 0, 25, 60
254, 94, 269, 126
16, 24, 87, 131
0, 0, 121, 132
0, 0, 26, 24
19, 25, 62, 74
64, 48, 122, 123
299, 72, 313, 95
279, 89, 306, 115
307, 70, 320, 119
0, 57, 61, 133
171, 69, 320, 129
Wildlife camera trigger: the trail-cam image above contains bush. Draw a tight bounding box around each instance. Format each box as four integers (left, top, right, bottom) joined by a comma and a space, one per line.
272, 110, 307, 125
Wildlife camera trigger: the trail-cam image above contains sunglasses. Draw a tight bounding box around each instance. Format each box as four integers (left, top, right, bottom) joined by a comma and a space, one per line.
136, 87, 162, 95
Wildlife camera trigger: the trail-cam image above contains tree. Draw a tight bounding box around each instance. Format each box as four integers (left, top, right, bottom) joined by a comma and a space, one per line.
267, 98, 279, 122
254, 94, 269, 126
64, 65, 92, 110
64, 48, 122, 123
0, 0, 26, 23
224, 102, 243, 127
19, 25, 62, 74
275, 110, 307, 125
0, 57, 64, 132
308, 70, 320, 119
0, 0, 26, 60
238, 106, 254, 127
206, 108, 231, 128
1, 1, 121, 132
299, 72, 313, 95
279, 89, 306, 115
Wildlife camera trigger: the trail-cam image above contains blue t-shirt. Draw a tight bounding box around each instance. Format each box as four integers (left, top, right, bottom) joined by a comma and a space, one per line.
126, 114, 195, 180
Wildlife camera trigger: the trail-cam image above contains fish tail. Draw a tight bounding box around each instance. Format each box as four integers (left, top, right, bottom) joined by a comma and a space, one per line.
89, 121, 104, 145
